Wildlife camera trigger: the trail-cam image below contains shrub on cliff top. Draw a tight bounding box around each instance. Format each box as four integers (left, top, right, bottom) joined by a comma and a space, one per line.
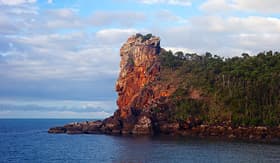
136, 33, 153, 42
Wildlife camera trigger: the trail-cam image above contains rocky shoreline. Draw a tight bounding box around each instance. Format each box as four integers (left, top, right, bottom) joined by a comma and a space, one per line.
48, 120, 280, 143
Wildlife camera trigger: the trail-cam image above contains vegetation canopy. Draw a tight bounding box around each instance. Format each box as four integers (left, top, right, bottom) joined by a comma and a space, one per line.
136, 33, 153, 42
159, 50, 280, 126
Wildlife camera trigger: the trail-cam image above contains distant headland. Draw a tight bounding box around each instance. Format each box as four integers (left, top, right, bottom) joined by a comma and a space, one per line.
49, 34, 280, 143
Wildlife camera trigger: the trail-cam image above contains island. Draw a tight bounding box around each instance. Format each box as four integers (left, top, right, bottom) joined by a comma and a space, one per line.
49, 34, 280, 142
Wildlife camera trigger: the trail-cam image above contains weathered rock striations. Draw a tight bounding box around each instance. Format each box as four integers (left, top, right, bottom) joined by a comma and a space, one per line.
116, 34, 160, 119
113, 34, 169, 134
48, 34, 280, 142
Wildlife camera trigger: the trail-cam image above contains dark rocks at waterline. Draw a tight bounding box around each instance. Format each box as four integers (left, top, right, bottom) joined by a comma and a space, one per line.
49, 121, 103, 134
177, 125, 280, 142
48, 120, 280, 142
48, 127, 66, 134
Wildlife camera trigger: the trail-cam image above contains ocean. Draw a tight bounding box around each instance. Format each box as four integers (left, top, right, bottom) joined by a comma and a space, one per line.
1, 119, 280, 163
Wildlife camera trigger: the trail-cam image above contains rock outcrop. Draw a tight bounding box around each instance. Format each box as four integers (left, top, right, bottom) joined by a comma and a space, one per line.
49, 34, 163, 135
48, 34, 280, 142
116, 34, 160, 119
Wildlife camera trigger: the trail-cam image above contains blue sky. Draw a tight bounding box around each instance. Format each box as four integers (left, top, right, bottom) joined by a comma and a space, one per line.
0, 0, 279, 118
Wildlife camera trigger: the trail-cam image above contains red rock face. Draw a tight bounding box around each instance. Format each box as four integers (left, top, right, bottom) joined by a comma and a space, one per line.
116, 35, 161, 118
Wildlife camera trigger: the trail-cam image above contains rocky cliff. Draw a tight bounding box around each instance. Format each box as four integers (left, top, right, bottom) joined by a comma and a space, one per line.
48, 34, 280, 142
100, 34, 178, 135
116, 34, 160, 119
49, 34, 177, 135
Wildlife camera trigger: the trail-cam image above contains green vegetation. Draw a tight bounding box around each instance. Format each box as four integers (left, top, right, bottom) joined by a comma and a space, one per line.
159, 50, 183, 70
136, 33, 153, 42
173, 98, 208, 121
159, 50, 280, 126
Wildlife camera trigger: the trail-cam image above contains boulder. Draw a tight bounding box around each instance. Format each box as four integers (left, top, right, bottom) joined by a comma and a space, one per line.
132, 115, 153, 135
48, 127, 66, 133
159, 123, 180, 134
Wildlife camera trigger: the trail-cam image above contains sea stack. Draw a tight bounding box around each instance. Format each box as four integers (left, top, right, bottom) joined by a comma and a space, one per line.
49, 34, 165, 135
96, 34, 166, 135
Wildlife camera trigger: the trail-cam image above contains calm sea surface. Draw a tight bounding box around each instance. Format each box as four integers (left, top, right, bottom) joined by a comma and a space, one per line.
1, 119, 280, 163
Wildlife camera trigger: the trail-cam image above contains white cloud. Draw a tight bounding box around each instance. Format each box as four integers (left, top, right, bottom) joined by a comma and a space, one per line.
200, 0, 233, 13
165, 47, 196, 54
48, 8, 75, 18
155, 10, 186, 23
0, 110, 112, 119
227, 16, 280, 33
0, 30, 121, 81
43, 8, 83, 29
0, 7, 83, 33
158, 15, 280, 57
0, 0, 36, 5
89, 11, 146, 27
138, 0, 192, 6
96, 28, 139, 44
47, 0, 52, 4
17, 32, 86, 50
233, 0, 280, 14
0, 98, 116, 113
201, 0, 280, 14
0, 15, 19, 34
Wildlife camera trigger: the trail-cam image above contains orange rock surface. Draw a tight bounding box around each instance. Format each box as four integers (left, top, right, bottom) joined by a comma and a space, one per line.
116, 34, 161, 118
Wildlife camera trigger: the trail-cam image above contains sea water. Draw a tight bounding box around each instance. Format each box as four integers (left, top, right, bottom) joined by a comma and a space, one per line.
1, 119, 280, 163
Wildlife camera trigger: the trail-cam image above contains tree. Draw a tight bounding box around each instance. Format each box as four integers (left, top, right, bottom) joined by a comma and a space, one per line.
241, 53, 250, 58
175, 51, 184, 60
159, 50, 280, 126
143, 33, 153, 40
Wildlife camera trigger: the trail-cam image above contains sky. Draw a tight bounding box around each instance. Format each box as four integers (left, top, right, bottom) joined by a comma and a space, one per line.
0, 0, 279, 118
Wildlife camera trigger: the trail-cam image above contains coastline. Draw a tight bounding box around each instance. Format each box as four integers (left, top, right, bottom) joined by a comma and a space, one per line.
48, 34, 280, 144
48, 120, 280, 143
